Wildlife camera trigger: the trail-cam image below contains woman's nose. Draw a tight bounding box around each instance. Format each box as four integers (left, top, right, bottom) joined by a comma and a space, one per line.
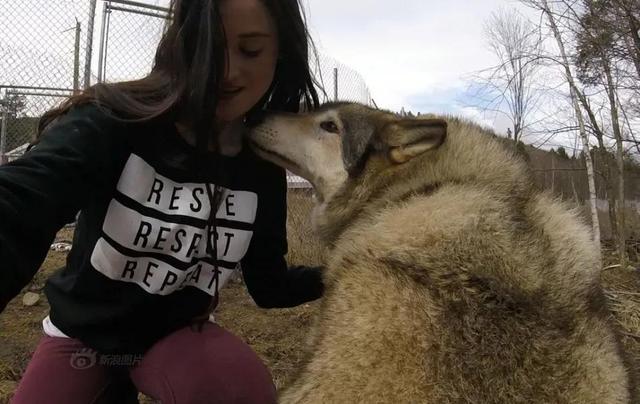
224, 52, 242, 82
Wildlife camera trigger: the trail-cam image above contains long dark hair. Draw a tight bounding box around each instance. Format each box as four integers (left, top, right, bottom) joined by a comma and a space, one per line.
38, 0, 321, 150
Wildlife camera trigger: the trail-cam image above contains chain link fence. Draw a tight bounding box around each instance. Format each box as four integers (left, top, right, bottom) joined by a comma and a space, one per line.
96, 1, 169, 83
0, 87, 75, 162
0, 0, 94, 163
313, 54, 374, 105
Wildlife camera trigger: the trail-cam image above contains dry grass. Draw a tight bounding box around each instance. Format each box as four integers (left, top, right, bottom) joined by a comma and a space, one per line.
601, 244, 640, 381
285, 189, 325, 267
0, 197, 639, 403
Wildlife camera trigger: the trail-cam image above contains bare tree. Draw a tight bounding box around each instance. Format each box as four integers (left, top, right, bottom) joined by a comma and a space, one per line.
576, 94, 619, 243
472, 8, 543, 147
575, 0, 631, 267
608, 0, 640, 80
522, 0, 602, 260
605, 62, 628, 268
582, 0, 640, 117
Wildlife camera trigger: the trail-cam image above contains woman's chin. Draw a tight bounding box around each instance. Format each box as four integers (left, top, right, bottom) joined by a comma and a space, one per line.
215, 111, 241, 123
216, 102, 248, 123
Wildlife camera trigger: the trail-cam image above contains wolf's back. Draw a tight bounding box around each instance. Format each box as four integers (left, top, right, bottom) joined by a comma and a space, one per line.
280, 116, 635, 403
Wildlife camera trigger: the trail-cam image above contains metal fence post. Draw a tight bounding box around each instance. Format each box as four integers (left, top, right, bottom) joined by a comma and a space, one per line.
333, 67, 338, 101
73, 20, 82, 93
84, 0, 98, 89
0, 95, 8, 165
97, 2, 109, 83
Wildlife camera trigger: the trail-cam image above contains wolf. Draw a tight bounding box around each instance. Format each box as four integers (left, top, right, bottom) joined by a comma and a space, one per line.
248, 102, 636, 403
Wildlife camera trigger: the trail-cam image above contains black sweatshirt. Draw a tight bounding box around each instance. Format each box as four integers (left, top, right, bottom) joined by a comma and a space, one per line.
0, 103, 323, 355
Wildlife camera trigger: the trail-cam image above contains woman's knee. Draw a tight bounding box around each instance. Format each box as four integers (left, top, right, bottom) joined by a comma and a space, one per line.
132, 323, 277, 403
11, 336, 111, 404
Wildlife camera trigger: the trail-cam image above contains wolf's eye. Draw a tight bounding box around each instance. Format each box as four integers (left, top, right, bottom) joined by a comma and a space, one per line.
320, 121, 340, 134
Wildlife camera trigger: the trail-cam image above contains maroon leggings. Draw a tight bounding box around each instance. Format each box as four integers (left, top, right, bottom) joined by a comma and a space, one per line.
11, 323, 277, 404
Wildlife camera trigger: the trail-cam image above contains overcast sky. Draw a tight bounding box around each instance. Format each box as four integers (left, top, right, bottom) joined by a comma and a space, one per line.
303, 1, 516, 112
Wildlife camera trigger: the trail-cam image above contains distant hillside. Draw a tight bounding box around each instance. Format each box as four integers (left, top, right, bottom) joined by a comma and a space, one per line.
499, 138, 640, 203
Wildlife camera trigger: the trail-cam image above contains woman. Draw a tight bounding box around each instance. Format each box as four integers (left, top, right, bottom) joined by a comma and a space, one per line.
1, 0, 324, 402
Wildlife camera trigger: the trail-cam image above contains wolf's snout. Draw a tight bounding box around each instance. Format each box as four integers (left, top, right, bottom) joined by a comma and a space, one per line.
247, 124, 276, 145
246, 124, 281, 159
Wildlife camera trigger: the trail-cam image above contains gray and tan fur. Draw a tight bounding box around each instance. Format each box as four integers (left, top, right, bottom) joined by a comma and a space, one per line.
248, 102, 637, 403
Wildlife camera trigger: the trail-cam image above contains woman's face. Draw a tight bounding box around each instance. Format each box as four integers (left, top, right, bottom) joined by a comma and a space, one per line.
216, 0, 279, 123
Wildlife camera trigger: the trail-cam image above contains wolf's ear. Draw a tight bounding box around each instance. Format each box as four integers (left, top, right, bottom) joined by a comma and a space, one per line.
342, 117, 376, 175
382, 118, 447, 164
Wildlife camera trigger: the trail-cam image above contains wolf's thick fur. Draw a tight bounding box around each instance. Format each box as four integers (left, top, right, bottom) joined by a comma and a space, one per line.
249, 103, 636, 403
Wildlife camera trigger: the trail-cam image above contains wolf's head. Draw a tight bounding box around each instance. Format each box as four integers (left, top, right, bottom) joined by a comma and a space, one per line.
248, 102, 447, 200
247, 102, 529, 242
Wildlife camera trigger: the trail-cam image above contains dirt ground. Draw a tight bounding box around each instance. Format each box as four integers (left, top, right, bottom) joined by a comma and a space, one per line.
1, 206, 639, 402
